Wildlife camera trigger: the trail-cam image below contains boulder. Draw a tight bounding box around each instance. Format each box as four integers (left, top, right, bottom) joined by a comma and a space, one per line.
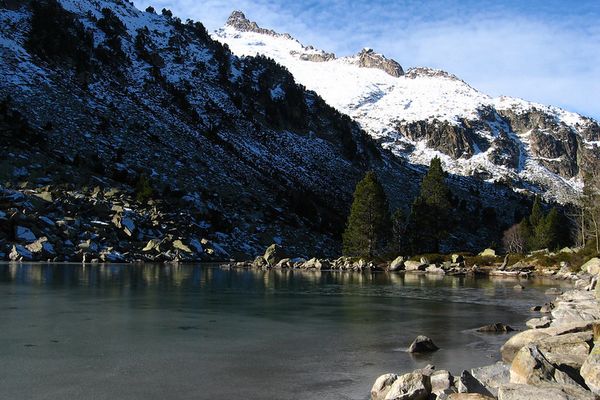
497, 382, 595, 400
451, 254, 464, 263
581, 344, 600, 395
384, 371, 431, 400
513, 284, 524, 291
509, 344, 555, 384
252, 256, 268, 268
469, 362, 510, 397
478, 248, 496, 257
143, 238, 163, 252
540, 303, 555, 313
405, 261, 426, 271
581, 258, 600, 276
173, 240, 192, 253
426, 265, 445, 274
537, 331, 593, 369
430, 370, 454, 395
9, 244, 33, 261
408, 335, 439, 353
457, 370, 494, 397
546, 288, 563, 296
446, 394, 495, 400
15, 226, 36, 242
476, 323, 514, 333
371, 373, 397, 400
501, 329, 551, 363
526, 316, 552, 329
263, 244, 286, 266
303, 257, 324, 270
389, 256, 405, 271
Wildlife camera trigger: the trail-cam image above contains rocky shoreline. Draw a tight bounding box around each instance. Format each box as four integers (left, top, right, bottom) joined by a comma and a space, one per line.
369, 259, 600, 400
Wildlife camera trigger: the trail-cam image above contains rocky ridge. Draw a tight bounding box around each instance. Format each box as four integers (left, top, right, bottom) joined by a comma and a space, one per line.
215, 13, 600, 203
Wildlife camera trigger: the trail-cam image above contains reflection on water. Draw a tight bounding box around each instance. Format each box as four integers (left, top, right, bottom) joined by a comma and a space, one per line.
0, 263, 570, 400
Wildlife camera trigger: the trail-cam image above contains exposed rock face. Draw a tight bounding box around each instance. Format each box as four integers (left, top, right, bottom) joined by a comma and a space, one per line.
356, 48, 404, 77
226, 10, 293, 40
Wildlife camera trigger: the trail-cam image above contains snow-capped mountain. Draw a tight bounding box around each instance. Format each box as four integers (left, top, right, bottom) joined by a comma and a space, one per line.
0, 0, 566, 258
215, 11, 600, 203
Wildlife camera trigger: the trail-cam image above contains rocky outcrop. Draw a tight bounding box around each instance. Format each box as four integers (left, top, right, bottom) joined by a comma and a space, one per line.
355, 48, 404, 77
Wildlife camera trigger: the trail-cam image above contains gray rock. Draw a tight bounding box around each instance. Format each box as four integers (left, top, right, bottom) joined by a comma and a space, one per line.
405, 261, 427, 271
371, 373, 398, 400
263, 244, 286, 266
15, 226, 36, 242
384, 371, 431, 400
537, 331, 593, 369
356, 48, 404, 78
501, 329, 551, 363
581, 344, 600, 395
408, 335, 439, 353
469, 362, 510, 397
513, 284, 525, 291
426, 265, 445, 274
476, 323, 514, 333
451, 254, 464, 263
9, 244, 33, 261
526, 316, 552, 329
389, 256, 405, 271
497, 382, 595, 400
509, 344, 556, 384
457, 370, 494, 397
581, 258, 600, 276
430, 370, 454, 395
446, 394, 495, 400
546, 288, 563, 296
479, 248, 496, 257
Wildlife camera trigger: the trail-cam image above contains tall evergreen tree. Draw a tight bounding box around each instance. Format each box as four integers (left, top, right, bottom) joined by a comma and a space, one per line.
342, 171, 391, 258
406, 157, 452, 253
530, 196, 544, 227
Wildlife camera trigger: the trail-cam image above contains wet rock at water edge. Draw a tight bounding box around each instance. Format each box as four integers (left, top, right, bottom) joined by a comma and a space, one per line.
477, 323, 515, 333
408, 335, 439, 353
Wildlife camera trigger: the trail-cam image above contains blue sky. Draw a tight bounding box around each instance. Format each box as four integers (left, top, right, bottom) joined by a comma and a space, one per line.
133, 0, 600, 119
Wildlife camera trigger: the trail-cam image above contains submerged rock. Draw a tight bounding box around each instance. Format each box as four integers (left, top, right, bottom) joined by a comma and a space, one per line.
476, 323, 514, 333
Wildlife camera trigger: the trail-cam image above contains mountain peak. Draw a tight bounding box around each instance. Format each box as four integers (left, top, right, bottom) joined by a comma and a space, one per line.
355, 48, 404, 77
225, 10, 294, 40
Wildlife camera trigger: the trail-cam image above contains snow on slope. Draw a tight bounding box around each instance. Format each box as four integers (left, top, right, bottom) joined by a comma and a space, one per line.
215, 13, 600, 202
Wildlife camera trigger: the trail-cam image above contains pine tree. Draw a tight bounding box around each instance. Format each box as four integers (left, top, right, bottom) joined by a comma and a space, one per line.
530, 196, 544, 227
406, 157, 452, 253
342, 171, 391, 258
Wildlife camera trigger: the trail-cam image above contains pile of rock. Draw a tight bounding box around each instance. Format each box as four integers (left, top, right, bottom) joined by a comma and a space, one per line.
0, 184, 229, 262
370, 260, 600, 400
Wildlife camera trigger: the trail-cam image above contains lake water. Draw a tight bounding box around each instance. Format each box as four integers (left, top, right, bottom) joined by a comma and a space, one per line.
0, 263, 570, 400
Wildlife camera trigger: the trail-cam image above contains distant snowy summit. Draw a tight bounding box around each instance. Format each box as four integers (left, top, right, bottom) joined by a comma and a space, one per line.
215, 11, 600, 203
